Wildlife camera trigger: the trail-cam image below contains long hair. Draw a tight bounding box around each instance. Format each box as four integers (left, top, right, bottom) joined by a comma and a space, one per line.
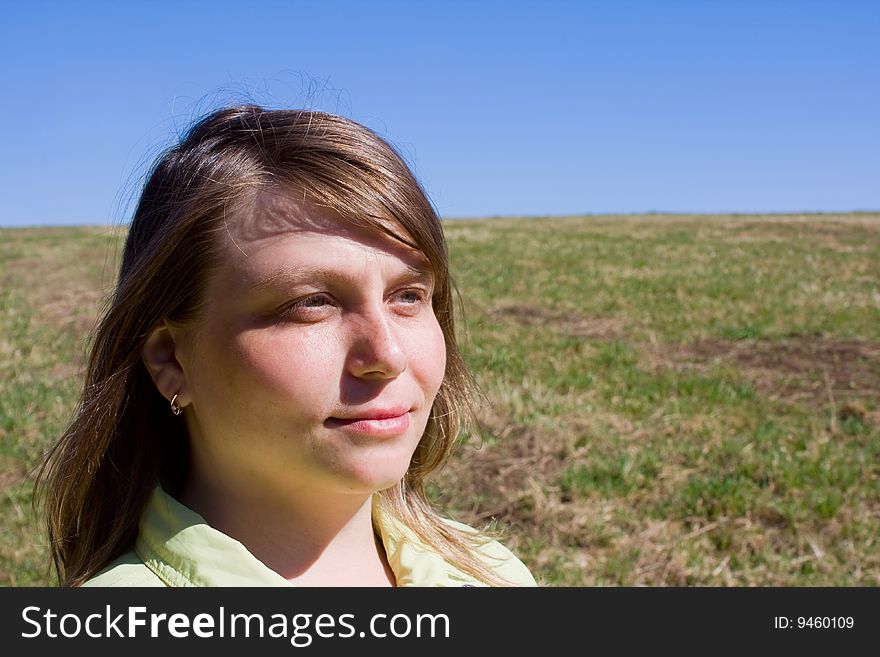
36, 105, 509, 586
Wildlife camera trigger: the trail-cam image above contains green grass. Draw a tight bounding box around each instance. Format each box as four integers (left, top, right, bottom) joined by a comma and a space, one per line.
2, 213, 879, 586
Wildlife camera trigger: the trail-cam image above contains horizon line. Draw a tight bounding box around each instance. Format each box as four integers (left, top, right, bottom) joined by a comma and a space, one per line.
2, 208, 880, 230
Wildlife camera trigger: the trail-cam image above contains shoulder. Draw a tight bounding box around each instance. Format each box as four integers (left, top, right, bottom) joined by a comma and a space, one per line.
82, 551, 166, 587
443, 518, 538, 587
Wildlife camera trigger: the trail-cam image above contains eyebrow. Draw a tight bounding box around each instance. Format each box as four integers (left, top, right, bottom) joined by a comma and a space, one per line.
250, 263, 434, 292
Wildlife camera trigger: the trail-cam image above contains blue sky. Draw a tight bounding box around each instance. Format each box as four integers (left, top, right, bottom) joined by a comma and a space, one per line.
1, 0, 877, 227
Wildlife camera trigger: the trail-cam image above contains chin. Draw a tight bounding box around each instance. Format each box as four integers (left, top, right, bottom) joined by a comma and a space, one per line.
336, 459, 412, 495
319, 430, 422, 494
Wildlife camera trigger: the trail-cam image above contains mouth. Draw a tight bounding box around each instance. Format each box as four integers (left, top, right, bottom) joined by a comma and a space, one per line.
325, 410, 412, 437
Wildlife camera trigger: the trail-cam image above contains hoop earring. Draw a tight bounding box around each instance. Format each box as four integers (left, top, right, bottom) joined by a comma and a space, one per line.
170, 393, 182, 416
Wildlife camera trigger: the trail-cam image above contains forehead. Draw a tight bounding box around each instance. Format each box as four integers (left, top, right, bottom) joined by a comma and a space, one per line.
219, 189, 429, 272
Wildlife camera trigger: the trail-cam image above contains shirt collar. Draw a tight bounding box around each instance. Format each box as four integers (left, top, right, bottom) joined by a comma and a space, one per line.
135, 486, 482, 587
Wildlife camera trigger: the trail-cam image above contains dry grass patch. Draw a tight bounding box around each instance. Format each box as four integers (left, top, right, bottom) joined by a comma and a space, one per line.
0, 455, 27, 491
646, 336, 880, 420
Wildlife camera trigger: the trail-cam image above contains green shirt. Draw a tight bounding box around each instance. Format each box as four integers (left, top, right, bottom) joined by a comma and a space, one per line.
84, 486, 537, 587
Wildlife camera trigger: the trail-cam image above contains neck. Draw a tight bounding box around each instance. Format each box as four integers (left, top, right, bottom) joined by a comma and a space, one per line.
179, 476, 396, 587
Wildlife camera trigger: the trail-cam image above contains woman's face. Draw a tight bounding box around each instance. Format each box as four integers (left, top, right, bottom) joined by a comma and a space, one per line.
174, 191, 447, 501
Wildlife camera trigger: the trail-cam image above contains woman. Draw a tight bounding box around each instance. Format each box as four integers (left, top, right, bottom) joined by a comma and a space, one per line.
37, 105, 536, 587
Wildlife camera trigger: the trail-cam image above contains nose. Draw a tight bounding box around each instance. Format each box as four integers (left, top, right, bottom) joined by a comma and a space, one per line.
346, 306, 408, 380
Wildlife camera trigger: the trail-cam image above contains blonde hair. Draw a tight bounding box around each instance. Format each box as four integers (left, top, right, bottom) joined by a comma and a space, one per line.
37, 105, 511, 586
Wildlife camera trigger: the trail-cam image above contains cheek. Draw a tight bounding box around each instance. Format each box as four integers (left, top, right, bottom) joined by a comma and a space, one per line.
215, 328, 339, 414
260, 330, 335, 381
413, 321, 447, 398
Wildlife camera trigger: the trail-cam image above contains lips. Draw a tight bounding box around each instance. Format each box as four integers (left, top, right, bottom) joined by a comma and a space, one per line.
326, 408, 412, 437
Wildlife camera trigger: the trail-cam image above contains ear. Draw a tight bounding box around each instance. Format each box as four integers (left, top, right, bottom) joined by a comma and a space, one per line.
142, 320, 190, 408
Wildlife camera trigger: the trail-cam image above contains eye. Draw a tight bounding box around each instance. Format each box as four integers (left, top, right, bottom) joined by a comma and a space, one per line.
396, 289, 426, 304
297, 294, 330, 308
280, 293, 334, 320
390, 287, 430, 315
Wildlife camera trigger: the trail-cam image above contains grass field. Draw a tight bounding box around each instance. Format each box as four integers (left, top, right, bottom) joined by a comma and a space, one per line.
2, 213, 878, 586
